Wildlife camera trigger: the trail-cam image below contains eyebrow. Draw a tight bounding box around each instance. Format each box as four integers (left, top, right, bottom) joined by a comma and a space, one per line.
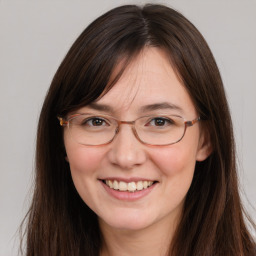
139, 102, 184, 113
86, 102, 114, 112
87, 102, 184, 114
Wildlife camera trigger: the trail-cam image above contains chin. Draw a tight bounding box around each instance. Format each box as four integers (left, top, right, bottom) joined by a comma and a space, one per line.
99, 209, 155, 231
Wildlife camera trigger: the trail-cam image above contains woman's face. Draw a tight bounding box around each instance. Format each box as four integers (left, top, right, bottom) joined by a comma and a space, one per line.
64, 47, 210, 232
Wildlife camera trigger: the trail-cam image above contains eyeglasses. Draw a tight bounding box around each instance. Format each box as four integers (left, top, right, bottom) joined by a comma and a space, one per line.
58, 113, 200, 146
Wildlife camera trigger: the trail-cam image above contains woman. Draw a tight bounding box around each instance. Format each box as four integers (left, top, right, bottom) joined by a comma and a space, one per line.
20, 4, 256, 256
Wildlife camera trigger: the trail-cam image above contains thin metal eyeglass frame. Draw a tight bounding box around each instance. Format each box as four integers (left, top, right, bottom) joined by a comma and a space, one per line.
58, 114, 200, 146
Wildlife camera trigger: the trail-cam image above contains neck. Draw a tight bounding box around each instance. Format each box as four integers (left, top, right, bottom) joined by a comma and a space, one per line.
99, 216, 178, 256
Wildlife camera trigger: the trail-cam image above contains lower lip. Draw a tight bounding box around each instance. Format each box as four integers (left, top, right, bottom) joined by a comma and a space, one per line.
101, 181, 157, 201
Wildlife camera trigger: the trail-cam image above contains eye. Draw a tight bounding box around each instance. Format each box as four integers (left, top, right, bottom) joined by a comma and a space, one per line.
146, 117, 174, 127
81, 117, 110, 127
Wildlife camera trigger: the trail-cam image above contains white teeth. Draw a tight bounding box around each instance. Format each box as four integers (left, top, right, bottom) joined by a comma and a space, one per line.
105, 180, 154, 192
109, 180, 113, 188
136, 181, 144, 191
119, 181, 127, 191
113, 180, 119, 190
127, 182, 136, 192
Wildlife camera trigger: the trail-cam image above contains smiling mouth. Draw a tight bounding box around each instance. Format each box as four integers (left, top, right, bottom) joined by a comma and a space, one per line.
102, 180, 157, 192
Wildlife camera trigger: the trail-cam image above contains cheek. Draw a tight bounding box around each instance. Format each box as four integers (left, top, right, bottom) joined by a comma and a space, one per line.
64, 144, 108, 207
152, 148, 188, 171
149, 140, 198, 180
69, 149, 100, 173
149, 145, 198, 212
65, 139, 107, 177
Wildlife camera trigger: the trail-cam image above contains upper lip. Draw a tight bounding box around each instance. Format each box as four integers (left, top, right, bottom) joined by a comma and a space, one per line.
99, 177, 157, 183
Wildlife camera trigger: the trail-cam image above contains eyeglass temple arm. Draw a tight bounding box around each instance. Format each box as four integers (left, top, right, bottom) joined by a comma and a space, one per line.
186, 117, 200, 127
58, 117, 68, 126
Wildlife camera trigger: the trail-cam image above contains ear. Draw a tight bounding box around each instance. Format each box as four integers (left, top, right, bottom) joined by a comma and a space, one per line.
196, 125, 212, 162
65, 156, 69, 162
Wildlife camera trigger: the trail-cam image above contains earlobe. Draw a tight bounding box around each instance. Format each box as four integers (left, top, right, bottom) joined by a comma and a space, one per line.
196, 128, 212, 162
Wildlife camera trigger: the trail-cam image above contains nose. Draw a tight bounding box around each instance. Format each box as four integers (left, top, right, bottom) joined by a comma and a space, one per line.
107, 124, 147, 170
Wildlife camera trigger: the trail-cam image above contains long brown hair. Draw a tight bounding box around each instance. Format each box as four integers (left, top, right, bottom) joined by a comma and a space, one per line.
20, 4, 256, 255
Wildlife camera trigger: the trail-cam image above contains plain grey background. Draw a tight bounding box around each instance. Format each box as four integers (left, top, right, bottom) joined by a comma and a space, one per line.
0, 0, 255, 255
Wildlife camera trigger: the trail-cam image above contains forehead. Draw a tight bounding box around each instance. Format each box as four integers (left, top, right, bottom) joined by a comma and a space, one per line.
93, 47, 197, 117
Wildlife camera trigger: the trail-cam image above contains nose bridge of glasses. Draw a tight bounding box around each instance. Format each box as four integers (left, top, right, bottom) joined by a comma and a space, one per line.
118, 120, 135, 125
115, 120, 137, 138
